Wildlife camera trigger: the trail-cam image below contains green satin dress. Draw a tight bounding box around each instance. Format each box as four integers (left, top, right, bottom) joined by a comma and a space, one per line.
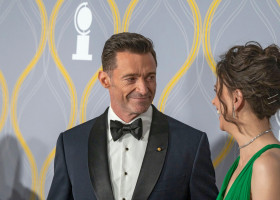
216, 144, 280, 200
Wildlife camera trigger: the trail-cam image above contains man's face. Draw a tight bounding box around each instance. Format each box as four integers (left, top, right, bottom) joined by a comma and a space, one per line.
104, 51, 157, 121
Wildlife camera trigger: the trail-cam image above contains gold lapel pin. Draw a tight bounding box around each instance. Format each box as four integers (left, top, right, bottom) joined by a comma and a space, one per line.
157, 147, 162, 152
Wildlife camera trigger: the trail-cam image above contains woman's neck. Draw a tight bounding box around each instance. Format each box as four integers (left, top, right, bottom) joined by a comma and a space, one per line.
228, 114, 276, 164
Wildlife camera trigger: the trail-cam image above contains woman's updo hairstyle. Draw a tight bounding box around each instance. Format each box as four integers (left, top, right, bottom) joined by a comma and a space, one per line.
216, 41, 280, 120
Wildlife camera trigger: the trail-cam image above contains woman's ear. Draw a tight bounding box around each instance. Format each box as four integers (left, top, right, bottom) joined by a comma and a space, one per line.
233, 89, 244, 111
98, 70, 111, 88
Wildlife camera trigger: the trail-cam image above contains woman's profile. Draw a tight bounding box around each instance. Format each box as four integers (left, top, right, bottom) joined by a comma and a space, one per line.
213, 42, 280, 200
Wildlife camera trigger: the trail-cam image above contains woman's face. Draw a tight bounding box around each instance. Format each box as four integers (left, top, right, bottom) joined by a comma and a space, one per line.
212, 80, 234, 132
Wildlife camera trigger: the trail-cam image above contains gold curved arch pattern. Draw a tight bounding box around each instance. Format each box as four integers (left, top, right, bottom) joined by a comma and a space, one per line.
122, 0, 139, 32
0, 70, 8, 133
157, 0, 202, 112
212, 136, 234, 168
79, 68, 101, 123
39, 0, 78, 199
10, 0, 48, 200
202, 0, 234, 168
47, 0, 78, 130
202, 0, 220, 74
39, 148, 55, 200
108, 0, 121, 33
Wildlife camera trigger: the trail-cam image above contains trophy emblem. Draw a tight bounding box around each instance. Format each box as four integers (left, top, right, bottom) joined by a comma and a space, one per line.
72, 2, 92, 61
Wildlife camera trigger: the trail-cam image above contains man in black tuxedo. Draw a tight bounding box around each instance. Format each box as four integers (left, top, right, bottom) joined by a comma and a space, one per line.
47, 32, 218, 200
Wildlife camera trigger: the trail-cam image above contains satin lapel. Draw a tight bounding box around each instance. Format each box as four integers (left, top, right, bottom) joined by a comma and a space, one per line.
132, 105, 169, 200
88, 108, 115, 200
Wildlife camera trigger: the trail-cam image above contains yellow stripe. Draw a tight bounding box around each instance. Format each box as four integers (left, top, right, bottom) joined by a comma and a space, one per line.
48, 1, 77, 130
79, 67, 101, 123
202, 0, 221, 74
39, 148, 56, 200
277, 0, 280, 7
213, 135, 234, 167
79, 0, 121, 123
39, 0, 78, 199
157, 0, 202, 112
107, 0, 121, 33
202, 0, 235, 168
0, 70, 8, 132
10, 0, 47, 199
122, 0, 139, 32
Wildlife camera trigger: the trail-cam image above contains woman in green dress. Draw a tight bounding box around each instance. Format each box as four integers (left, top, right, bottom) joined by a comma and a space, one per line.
212, 42, 280, 200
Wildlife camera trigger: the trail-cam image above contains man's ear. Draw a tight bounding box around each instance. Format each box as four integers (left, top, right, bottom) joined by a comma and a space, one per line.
98, 70, 111, 88
233, 89, 244, 111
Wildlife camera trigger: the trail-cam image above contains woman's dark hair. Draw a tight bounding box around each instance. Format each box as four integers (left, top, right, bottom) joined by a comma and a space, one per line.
101, 32, 157, 73
216, 41, 280, 124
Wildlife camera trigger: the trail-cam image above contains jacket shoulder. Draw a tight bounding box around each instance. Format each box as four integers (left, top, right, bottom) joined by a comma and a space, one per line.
63, 118, 97, 136
152, 105, 204, 138
57, 118, 96, 150
166, 115, 205, 137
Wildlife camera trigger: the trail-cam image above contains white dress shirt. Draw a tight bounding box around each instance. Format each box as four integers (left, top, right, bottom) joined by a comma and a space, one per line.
107, 106, 153, 200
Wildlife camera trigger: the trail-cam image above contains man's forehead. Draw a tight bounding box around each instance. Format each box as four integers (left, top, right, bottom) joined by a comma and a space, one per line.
115, 51, 153, 58
114, 66, 156, 76
115, 52, 156, 67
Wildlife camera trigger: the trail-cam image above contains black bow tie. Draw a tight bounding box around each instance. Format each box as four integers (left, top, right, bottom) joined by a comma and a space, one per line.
110, 118, 143, 141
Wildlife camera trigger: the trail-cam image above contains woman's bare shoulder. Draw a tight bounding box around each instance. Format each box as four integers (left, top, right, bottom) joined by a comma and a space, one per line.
251, 147, 280, 200
254, 148, 280, 171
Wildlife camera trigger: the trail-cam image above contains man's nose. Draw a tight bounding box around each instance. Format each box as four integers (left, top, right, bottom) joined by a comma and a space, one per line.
136, 79, 149, 95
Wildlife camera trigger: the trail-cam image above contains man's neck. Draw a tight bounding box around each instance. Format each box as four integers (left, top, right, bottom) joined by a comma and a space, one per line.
109, 109, 139, 123
118, 114, 139, 123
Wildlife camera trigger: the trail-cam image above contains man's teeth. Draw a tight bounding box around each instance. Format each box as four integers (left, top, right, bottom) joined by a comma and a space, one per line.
217, 110, 220, 114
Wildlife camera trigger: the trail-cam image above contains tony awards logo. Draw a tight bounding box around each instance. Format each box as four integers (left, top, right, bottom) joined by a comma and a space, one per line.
72, 2, 92, 61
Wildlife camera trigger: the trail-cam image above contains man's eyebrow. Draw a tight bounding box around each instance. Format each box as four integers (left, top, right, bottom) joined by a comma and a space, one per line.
122, 73, 139, 79
145, 72, 156, 77
122, 72, 156, 79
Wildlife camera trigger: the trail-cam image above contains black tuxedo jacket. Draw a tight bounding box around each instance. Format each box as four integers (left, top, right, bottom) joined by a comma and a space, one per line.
47, 106, 218, 200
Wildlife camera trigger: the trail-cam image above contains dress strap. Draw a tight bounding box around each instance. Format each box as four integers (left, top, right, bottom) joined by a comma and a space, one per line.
216, 144, 280, 200
247, 144, 280, 165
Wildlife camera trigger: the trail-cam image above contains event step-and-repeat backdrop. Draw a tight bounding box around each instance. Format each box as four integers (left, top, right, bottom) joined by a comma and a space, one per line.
0, 0, 280, 199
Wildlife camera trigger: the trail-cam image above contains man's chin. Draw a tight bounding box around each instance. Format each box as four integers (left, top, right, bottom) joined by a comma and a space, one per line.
131, 104, 151, 114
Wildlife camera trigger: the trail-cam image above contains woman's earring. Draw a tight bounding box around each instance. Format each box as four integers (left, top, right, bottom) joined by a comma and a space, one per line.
232, 105, 236, 119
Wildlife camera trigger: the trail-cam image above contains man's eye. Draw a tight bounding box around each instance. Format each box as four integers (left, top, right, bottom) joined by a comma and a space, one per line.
126, 77, 136, 82
147, 75, 155, 81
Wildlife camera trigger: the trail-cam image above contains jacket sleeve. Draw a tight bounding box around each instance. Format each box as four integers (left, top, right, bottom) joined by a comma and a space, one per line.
47, 133, 74, 200
189, 133, 219, 199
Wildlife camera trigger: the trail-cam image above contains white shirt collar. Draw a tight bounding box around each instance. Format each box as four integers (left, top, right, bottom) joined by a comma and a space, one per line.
107, 105, 153, 141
